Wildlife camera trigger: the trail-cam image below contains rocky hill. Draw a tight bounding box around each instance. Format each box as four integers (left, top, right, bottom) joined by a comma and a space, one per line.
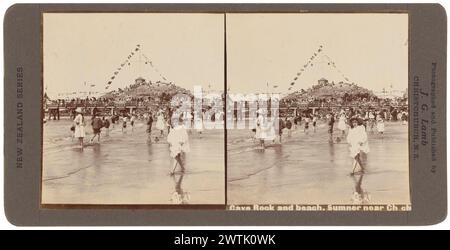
282, 79, 377, 104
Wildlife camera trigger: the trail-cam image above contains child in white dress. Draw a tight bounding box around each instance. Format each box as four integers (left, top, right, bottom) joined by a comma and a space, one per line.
347, 118, 370, 174
73, 107, 85, 149
167, 115, 190, 175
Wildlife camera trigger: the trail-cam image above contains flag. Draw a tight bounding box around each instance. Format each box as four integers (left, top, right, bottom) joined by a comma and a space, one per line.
90, 84, 95, 87
294, 77, 298, 80
273, 85, 278, 88
111, 76, 115, 80
291, 82, 295, 86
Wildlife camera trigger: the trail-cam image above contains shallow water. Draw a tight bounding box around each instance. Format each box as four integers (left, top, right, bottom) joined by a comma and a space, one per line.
42, 118, 225, 205
227, 121, 411, 205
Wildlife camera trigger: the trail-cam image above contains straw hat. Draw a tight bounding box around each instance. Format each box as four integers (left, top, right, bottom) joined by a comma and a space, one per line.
75, 107, 83, 113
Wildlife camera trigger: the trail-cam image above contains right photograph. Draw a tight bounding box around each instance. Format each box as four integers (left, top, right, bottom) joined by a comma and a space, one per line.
226, 13, 410, 206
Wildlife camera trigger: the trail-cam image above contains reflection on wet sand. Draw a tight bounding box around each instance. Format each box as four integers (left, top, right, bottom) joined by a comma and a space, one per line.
171, 174, 190, 204
351, 173, 371, 204
228, 122, 410, 205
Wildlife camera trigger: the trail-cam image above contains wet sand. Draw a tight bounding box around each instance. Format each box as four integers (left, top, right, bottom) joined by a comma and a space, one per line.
42, 119, 225, 205
227, 121, 410, 205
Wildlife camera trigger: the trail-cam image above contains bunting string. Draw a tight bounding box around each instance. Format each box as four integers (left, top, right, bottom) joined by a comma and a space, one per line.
104, 44, 170, 90
286, 45, 356, 92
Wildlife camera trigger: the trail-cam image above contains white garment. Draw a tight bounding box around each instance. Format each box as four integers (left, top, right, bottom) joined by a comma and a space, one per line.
377, 120, 385, 132
156, 114, 166, 130
338, 115, 347, 131
347, 125, 370, 158
255, 116, 276, 140
167, 125, 190, 158
73, 114, 85, 138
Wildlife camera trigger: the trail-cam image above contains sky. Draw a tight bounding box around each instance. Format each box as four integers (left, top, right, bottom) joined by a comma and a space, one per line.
43, 13, 224, 99
226, 13, 408, 94
44, 13, 408, 99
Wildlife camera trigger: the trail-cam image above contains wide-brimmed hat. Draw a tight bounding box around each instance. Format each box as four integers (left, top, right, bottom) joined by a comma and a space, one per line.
349, 117, 359, 124
75, 107, 83, 113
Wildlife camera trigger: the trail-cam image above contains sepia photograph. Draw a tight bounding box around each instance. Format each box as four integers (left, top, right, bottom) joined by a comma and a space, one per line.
226, 13, 410, 206
42, 13, 225, 205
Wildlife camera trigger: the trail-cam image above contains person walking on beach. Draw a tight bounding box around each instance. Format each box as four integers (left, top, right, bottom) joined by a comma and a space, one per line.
312, 114, 318, 133
130, 113, 136, 132
156, 109, 166, 138
326, 112, 335, 143
376, 115, 385, 136
122, 114, 128, 133
255, 109, 267, 149
285, 117, 292, 137
303, 115, 311, 134
102, 116, 110, 137
337, 111, 347, 137
368, 111, 376, 134
401, 111, 408, 125
146, 112, 153, 143
90, 113, 103, 143
73, 107, 86, 149
347, 118, 370, 175
168, 115, 190, 175
277, 117, 285, 143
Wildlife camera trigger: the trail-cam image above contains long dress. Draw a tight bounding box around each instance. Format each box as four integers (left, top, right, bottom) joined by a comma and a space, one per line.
377, 118, 385, 132
338, 114, 347, 131
167, 125, 190, 158
73, 114, 85, 138
347, 125, 370, 158
255, 115, 265, 139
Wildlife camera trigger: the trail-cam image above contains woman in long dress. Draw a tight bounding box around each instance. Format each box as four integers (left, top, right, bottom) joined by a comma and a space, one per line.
376, 114, 385, 135
347, 118, 370, 175
255, 109, 266, 149
73, 107, 86, 149
156, 110, 166, 137
167, 115, 190, 175
337, 112, 347, 136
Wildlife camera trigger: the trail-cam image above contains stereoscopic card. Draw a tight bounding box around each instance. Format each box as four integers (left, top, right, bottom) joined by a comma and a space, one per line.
3, 4, 447, 225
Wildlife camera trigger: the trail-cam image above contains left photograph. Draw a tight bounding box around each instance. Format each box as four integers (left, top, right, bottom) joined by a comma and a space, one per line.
42, 13, 225, 205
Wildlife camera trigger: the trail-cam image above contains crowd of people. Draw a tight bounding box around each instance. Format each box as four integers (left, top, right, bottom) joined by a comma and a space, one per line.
250, 105, 408, 175
65, 104, 228, 176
